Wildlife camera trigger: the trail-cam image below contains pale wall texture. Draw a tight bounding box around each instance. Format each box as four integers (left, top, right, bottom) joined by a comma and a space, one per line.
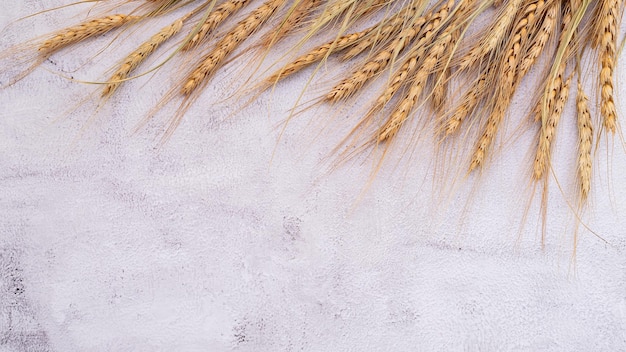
1, 1, 625, 351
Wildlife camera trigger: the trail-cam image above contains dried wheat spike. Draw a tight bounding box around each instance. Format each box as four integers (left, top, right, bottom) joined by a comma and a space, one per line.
183, 0, 252, 51
431, 67, 450, 114
597, 0, 619, 132
265, 1, 424, 85
309, 0, 357, 30
432, 24, 462, 115
368, 15, 438, 112
260, 0, 323, 48
264, 30, 368, 85
445, 72, 487, 135
518, 2, 559, 77
183, 0, 287, 95
326, 0, 455, 103
459, 0, 524, 70
39, 14, 139, 56
342, 1, 426, 60
576, 82, 593, 201
378, 33, 451, 142
470, 0, 546, 171
313, 0, 388, 30
103, 18, 184, 97
533, 1, 578, 124
533, 75, 572, 179
372, 0, 473, 113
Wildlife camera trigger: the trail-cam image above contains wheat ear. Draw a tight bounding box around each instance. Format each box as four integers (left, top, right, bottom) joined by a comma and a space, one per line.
378, 33, 452, 142
182, 0, 252, 51
307, 0, 357, 32
103, 18, 184, 97
327, 0, 455, 103
576, 81, 593, 201
260, 0, 323, 48
597, 0, 619, 132
342, 0, 427, 60
533, 75, 573, 179
534, 0, 579, 125
263, 30, 368, 85
431, 66, 451, 115
39, 14, 139, 56
373, 0, 473, 114
182, 0, 287, 96
459, 0, 524, 70
518, 2, 559, 77
470, 0, 546, 171
445, 72, 487, 135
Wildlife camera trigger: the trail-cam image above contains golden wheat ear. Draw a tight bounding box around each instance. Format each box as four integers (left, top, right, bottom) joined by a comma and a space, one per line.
257, 0, 323, 49
38, 14, 141, 57
576, 80, 593, 203
595, 0, 620, 132
102, 16, 186, 97
182, 0, 252, 51
182, 0, 288, 96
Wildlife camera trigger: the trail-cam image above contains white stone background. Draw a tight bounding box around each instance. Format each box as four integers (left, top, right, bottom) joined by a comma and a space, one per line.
1, 1, 625, 351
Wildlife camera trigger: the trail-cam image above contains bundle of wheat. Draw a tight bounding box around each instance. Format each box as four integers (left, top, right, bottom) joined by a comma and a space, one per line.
1, 0, 624, 247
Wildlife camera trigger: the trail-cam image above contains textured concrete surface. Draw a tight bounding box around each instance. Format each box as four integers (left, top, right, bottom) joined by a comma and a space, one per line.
1, 1, 625, 351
